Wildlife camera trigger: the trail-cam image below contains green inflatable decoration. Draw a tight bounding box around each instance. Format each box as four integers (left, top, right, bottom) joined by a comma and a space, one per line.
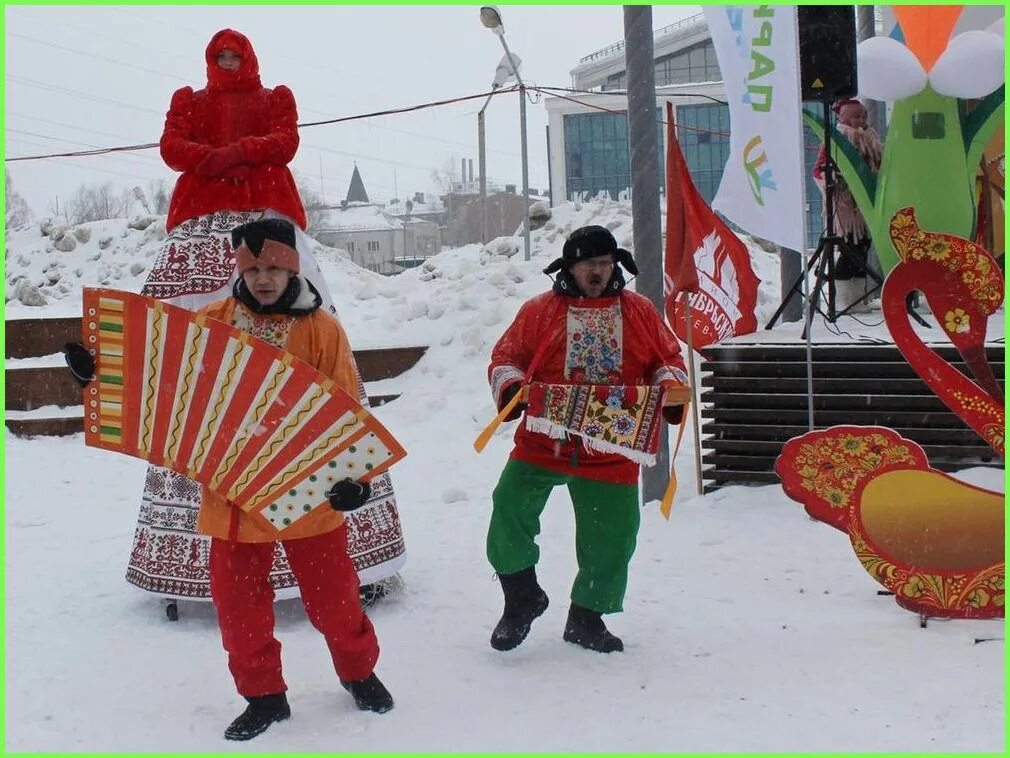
804, 85, 1003, 274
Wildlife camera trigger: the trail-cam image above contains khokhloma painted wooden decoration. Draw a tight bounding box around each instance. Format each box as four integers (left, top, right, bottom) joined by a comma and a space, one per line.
776, 425, 1003, 620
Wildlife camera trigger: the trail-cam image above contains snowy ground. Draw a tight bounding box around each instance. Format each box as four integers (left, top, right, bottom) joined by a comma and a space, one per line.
4, 199, 1005, 751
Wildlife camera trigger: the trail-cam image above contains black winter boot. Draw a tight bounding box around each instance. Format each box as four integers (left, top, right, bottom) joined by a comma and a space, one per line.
224, 693, 291, 741
490, 566, 549, 651
563, 604, 624, 653
341, 673, 394, 713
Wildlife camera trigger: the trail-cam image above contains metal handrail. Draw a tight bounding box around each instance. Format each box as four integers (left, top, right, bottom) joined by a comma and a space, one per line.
577, 11, 705, 64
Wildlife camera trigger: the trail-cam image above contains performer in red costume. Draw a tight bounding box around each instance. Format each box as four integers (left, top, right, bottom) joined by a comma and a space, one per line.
485, 225, 687, 654
160, 29, 305, 233
127, 29, 406, 615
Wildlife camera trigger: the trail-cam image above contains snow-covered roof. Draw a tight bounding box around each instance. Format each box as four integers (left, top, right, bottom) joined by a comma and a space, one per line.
317, 203, 402, 232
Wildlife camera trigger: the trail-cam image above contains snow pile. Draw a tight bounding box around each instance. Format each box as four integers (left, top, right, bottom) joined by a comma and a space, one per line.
3, 198, 1004, 752
5, 198, 785, 350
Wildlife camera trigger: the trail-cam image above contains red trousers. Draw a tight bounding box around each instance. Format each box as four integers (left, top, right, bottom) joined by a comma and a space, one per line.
209, 525, 379, 697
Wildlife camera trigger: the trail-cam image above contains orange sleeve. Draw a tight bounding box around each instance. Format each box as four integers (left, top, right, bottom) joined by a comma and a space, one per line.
294, 311, 360, 398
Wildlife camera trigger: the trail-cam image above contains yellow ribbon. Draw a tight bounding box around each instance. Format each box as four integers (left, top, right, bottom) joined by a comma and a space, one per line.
659, 401, 691, 520
473, 386, 525, 453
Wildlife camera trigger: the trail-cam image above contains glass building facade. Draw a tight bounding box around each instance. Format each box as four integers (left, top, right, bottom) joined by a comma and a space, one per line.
561, 100, 825, 250
603, 41, 722, 91
674, 103, 731, 205
563, 110, 664, 202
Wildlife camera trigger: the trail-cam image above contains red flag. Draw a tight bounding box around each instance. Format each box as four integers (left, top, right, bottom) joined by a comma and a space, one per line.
663, 102, 761, 349
663, 102, 698, 295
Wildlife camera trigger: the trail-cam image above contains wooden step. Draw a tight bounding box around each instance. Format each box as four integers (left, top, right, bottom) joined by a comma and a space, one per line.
5, 417, 84, 437
5, 367, 82, 410
698, 390, 961, 412
6, 318, 428, 379
5, 317, 81, 359
702, 343, 1004, 363
4, 392, 404, 438
699, 360, 1004, 380
5, 350, 426, 411
700, 375, 1006, 395
701, 407, 975, 429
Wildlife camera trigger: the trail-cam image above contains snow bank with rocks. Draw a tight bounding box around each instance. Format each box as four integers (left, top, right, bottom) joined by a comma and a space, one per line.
5, 199, 781, 347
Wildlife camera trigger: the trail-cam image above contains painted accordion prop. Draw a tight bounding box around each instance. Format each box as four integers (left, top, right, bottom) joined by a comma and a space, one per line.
524, 382, 664, 466
80, 288, 406, 535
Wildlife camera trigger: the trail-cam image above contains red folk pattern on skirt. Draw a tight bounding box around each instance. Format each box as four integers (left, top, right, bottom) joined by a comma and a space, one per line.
126, 209, 406, 599
141, 212, 249, 301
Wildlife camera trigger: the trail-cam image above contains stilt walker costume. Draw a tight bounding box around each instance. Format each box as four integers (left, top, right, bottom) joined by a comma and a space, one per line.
126, 28, 405, 607
485, 226, 688, 654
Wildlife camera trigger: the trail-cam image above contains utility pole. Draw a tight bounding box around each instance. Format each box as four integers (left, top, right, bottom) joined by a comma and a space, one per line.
318, 156, 325, 204
623, 5, 669, 505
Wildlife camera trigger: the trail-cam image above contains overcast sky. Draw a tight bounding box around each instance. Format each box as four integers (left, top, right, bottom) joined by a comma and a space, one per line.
5, 4, 701, 217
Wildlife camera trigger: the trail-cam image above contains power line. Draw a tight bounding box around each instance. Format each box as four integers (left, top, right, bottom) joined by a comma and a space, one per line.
35, 17, 195, 64
8, 32, 191, 83
7, 76, 164, 116
5, 85, 518, 163
7, 111, 157, 144
5, 138, 164, 182
6, 128, 163, 163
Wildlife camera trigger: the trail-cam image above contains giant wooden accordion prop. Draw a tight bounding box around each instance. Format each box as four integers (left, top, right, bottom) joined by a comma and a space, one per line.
80, 288, 406, 535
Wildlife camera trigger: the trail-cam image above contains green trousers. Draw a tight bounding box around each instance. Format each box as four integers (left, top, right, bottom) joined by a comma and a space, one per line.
486, 459, 640, 614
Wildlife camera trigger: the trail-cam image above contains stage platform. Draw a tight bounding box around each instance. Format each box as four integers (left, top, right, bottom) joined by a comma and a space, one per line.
697, 311, 1005, 492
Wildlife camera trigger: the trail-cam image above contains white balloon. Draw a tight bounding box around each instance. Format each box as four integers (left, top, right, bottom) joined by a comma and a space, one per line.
857, 37, 928, 102
931, 31, 1005, 98
984, 18, 1004, 38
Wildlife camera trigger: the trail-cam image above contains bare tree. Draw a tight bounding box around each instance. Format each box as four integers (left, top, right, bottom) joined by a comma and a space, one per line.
147, 179, 171, 215
4, 171, 34, 230
64, 181, 133, 224
293, 171, 328, 234
429, 156, 459, 196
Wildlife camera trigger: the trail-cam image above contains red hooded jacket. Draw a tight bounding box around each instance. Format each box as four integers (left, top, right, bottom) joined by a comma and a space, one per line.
160, 29, 307, 231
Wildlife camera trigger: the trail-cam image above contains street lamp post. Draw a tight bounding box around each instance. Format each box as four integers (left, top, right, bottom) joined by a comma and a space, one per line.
478, 89, 494, 245
480, 5, 531, 262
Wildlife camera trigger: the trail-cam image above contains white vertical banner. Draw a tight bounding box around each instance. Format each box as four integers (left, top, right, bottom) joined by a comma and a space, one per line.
704, 6, 808, 251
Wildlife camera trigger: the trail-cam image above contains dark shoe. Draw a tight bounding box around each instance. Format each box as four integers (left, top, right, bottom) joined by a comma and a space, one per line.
342, 673, 394, 713
490, 567, 549, 651
359, 582, 387, 609
224, 693, 290, 741
563, 604, 624, 653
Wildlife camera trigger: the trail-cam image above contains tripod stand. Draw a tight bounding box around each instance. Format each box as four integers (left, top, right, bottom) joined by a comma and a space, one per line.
765, 98, 884, 336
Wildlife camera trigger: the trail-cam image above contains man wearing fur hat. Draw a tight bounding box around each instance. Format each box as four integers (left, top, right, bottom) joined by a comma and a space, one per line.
485, 225, 687, 654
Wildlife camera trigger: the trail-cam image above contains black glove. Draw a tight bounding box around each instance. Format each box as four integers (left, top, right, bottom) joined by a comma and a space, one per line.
64, 342, 96, 387
499, 382, 526, 422
326, 478, 372, 512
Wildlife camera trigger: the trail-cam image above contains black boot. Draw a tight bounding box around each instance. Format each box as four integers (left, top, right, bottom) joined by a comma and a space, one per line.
563, 604, 624, 653
224, 693, 290, 741
490, 566, 549, 651
341, 673, 394, 713
359, 582, 387, 609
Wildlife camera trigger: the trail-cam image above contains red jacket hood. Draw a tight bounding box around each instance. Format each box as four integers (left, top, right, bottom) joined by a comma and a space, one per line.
205, 28, 262, 91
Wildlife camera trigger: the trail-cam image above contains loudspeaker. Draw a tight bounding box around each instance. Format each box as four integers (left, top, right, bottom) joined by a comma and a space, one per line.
797, 5, 858, 102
